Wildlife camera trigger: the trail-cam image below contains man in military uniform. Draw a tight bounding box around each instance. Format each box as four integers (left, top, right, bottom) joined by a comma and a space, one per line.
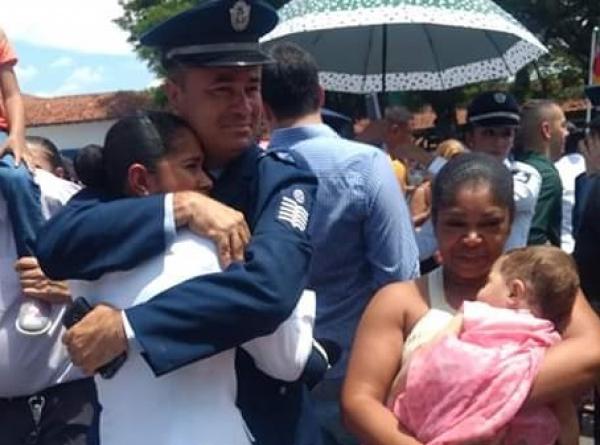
396, 91, 541, 261
464, 91, 542, 250
514, 99, 569, 246
36, 1, 324, 444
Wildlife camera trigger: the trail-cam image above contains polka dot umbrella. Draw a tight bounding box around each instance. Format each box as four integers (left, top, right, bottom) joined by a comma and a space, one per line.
262, 0, 547, 93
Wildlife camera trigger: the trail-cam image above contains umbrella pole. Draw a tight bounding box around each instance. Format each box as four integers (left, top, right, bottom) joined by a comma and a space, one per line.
378, 23, 388, 112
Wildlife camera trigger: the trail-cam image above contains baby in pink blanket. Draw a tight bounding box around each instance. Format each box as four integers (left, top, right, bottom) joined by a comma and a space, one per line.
391, 246, 580, 445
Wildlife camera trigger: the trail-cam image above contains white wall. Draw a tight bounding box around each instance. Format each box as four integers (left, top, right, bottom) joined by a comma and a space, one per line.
26, 119, 117, 151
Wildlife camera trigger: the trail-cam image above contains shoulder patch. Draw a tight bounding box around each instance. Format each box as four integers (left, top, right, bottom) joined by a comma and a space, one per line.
277, 189, 309, 232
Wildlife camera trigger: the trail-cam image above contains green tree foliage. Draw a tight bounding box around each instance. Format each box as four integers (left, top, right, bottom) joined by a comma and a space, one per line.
494, 0, 600, 102
116, 0, 195, 75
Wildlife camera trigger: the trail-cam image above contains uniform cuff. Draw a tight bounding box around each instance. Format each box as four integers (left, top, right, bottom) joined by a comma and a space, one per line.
121, 310, 142, 353
164, 193, 176, 246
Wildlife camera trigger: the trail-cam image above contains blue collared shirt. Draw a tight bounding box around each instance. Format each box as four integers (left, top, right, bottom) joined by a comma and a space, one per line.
268, 124, 419, 378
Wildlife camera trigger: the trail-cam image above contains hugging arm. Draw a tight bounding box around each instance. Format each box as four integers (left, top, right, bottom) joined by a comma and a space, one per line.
36, 188, 249, 280
341, 282, 426, 445
36, 189, 167, 280
528, 290, 600, 404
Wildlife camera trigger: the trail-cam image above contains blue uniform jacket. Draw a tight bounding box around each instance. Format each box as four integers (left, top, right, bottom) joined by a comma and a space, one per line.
574, 173, 600, 306
36, 146, 323, 445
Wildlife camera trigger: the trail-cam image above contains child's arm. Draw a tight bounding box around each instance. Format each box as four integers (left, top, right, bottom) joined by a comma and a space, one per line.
0, 28, 26, 165
528, 291, 600, 404
552, 399, 579, 445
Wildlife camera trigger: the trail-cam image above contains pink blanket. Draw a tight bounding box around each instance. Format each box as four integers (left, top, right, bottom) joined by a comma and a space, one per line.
393, 301, 561, 445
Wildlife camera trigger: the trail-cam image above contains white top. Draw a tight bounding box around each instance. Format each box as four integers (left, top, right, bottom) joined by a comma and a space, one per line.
389, 268, 455, 404
506, 159, 542, 250
0, 170, 81, 397
402, 267, 457, 361
70, 230, 315, 445
415, 157, 541, 259
555, 153, 586, 253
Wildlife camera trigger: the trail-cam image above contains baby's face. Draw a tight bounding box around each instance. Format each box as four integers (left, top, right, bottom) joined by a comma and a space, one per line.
476, 263, 511, 308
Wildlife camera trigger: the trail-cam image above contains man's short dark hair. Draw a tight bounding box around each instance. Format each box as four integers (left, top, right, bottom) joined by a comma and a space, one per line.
261, 42, 320, 120
384, 106, 412, 124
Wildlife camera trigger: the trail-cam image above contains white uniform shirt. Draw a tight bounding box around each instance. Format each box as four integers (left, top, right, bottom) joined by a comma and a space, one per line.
0, 170, 81, 397
506, 158, 542, 250
70, 230, 315, 445
414, 156, 541, 260
555, 153, 586, 253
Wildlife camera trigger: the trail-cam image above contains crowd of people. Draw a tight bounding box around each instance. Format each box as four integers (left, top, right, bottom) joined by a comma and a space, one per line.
1, 1, 600, 445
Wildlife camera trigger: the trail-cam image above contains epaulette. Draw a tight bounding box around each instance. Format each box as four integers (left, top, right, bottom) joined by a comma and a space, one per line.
511, 169, 532, 184
260, 148, 298, 166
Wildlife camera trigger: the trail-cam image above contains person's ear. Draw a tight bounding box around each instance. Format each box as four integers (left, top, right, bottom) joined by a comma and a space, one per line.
508, 278, 527, 308
127, 163, 153, 197
53, 166, 65, 179
540, 120, 552, 141
164, 79, 184, 114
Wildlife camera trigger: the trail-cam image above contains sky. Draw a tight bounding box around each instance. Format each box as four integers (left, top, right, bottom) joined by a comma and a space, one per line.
2, 0, 158, 97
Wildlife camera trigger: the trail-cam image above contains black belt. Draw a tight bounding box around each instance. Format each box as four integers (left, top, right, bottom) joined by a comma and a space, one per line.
0, 377, 92, 404
0, 378, 95, 445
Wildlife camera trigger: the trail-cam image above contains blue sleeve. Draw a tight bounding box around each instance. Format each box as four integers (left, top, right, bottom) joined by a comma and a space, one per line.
364, 152, 420, 283
0, 154, 44, 257
36, 188, 167, 280
125, 154, 317, 376
573, 173, 591, 239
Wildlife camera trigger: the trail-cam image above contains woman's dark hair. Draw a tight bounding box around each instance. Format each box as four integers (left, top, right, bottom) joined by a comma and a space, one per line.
431, 152, 515, 226
77, 111, 192, 196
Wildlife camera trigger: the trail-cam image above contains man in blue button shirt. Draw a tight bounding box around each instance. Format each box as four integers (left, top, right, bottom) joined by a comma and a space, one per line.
261, 42, 420, 445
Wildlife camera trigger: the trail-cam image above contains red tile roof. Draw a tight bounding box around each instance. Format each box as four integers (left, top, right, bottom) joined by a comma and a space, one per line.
23, 91, 590, 131
24, 91, 153, 127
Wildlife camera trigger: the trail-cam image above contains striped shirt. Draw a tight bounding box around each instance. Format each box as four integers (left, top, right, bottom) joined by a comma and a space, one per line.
268, 124, 420, 378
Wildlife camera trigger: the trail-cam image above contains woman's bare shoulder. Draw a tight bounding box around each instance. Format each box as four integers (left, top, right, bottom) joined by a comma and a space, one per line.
374, 277, 429, 304
367, 278, 430, 328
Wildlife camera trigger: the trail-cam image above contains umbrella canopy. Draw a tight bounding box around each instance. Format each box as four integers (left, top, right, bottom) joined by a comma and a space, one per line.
262, 0, 547, 93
